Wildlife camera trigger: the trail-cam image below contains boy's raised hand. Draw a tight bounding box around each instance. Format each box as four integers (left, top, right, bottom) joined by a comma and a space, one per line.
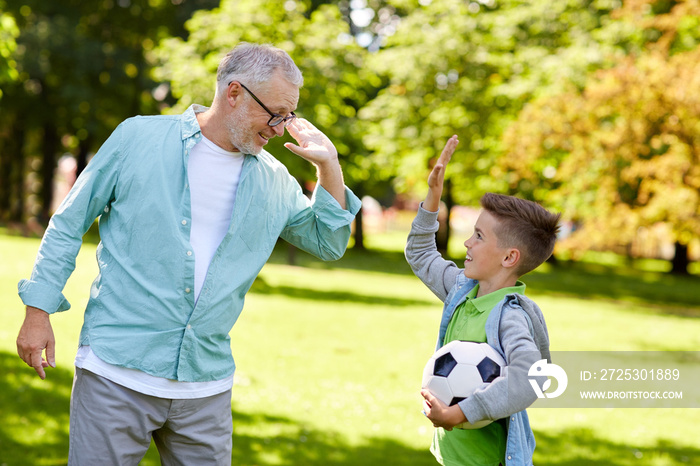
423, 135, 459, 212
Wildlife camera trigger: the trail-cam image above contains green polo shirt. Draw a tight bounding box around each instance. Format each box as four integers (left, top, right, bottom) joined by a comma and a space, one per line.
431, 281, 526, 466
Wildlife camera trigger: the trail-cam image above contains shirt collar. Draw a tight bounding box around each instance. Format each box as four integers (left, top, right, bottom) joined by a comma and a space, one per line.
180, 104, 207, 141
180, 104, 262, 158
469, 280, 527, 314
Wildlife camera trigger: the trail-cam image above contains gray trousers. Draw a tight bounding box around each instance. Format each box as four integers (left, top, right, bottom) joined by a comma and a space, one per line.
68, 367, 233, 466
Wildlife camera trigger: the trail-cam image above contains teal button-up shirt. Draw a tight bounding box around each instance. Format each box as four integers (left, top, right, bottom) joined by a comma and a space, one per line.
18, 105, 361, 382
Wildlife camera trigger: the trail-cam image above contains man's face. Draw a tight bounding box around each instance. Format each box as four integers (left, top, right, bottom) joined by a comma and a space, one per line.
226, 73, 299, 155
462, 211, 509, 281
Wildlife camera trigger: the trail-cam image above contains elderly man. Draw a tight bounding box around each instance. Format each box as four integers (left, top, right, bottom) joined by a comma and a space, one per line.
16, 42, 360, 465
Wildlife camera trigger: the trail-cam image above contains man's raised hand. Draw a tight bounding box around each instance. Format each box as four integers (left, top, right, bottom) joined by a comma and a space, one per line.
284, 118, 347, 209
284, 118, 338, 167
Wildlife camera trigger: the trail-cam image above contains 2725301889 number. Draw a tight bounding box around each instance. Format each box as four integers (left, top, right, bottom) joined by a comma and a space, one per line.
599, 368, 680, 381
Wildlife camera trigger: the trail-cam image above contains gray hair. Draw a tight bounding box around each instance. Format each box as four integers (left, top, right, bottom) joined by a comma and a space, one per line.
216, 43, 303, 98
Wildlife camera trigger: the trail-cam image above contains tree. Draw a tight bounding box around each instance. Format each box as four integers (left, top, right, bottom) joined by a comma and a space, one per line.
0, 5, 19, 86
0, 8, 21, 223
500, 0, 700, 273
0, 0, 217, 227
358, 0, 639, 251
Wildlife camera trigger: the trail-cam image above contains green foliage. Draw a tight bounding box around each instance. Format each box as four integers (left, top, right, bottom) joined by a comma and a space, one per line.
3, 0, 698, 263
360, 0, 639, 204
500, 2, 700, 257
0, 9, 19, 91
612, 0, 700, 54
0, 0, 217, 223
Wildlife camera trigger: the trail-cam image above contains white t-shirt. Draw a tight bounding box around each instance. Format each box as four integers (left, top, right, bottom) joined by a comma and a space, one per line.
187, 135, 245, 300
75, 135, 244, 398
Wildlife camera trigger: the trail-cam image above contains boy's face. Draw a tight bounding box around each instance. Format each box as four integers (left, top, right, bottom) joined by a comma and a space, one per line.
463, 211, 510, 281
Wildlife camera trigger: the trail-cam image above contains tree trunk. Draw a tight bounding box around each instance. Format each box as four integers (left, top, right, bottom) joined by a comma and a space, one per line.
38, 122, 60, 225
8, 119, 26, 224
546, 254, 558, 265
670, 241, 689, 275
76, 137, 91, 176
0, 118, 15, 222
436, 179, 453, 254
352, 184, 365, 250
353, 204, 365, 250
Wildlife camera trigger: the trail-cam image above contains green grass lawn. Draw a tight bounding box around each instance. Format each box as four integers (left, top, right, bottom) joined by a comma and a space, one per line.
1, 231, 699, 465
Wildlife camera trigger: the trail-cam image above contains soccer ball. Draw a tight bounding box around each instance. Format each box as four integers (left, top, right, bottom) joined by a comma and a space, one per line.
421, 340, 506, 429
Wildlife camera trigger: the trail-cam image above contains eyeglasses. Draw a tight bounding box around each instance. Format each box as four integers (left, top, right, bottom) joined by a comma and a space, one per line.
230, 81, 297, 127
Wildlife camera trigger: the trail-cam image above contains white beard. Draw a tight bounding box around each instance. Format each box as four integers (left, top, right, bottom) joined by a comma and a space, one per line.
225, 105, 261, 155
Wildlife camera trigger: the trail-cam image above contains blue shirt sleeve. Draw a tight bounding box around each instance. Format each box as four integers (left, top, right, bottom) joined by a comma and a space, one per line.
280, 182, 361, 261
18, 123, 125, 314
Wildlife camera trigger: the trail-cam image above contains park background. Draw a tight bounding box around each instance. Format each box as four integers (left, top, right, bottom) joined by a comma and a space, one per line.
1, 0, 699, 464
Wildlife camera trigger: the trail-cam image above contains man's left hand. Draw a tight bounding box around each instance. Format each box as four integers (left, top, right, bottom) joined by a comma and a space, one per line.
284, 118, 338, 167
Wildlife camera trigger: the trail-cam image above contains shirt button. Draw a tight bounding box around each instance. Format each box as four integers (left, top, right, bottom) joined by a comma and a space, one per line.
187, 251, 192, 256
104, 206, 109, 213
185, 288, 191, 293
187, 324, 192, 330
508, 456, 512, 460
182, 220, 187, 225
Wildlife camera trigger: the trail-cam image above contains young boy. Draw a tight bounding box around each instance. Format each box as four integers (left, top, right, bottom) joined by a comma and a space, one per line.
405, 135, 560, 466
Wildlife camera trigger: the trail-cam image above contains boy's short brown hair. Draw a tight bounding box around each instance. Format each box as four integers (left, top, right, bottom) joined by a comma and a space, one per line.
480, 193, 561, 276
